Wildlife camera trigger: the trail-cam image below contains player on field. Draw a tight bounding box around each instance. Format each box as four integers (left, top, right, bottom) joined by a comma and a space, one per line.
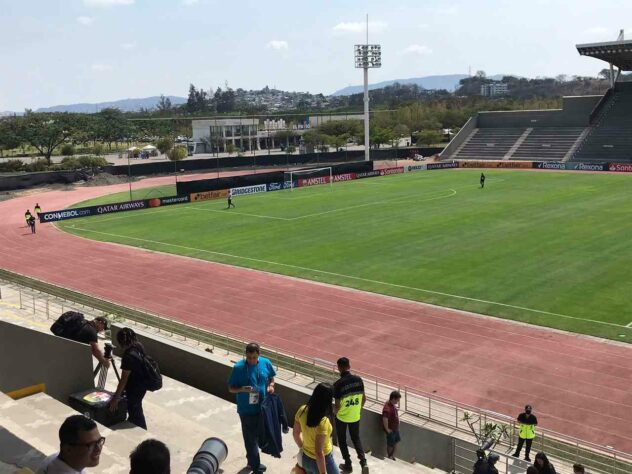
227, 189, 235, 209
480, 173, 486, 188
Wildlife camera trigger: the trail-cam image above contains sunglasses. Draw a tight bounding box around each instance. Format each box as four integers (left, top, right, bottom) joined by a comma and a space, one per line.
70, 436, 106, 450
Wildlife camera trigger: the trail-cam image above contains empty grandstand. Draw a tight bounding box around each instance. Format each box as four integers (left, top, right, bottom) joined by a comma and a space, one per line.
442, 33, 632, 163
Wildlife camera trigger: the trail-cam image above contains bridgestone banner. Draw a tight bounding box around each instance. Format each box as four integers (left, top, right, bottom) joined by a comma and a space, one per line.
230, 184, 268, 196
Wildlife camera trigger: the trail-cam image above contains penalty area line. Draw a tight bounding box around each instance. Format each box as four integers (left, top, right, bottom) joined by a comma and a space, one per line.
68, 226, 626, 330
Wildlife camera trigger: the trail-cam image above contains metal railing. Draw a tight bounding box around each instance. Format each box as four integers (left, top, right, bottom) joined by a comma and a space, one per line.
1, 270, 630, 474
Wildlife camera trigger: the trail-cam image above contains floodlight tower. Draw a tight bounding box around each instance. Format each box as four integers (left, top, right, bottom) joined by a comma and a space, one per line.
354, 15, 381, 161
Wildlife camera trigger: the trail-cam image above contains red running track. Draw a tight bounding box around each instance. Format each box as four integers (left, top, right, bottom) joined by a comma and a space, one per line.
1, 174, 631, 453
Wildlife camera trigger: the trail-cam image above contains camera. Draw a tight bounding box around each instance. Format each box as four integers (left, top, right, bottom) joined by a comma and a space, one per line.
104, 343, 114, 359
187, 438, 228, 474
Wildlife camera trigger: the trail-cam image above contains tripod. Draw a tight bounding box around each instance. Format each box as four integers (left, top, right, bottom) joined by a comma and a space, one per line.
93, 343, 121, 390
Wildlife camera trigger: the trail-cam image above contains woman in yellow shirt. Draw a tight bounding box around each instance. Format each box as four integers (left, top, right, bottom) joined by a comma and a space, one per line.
293, 383, 340, 474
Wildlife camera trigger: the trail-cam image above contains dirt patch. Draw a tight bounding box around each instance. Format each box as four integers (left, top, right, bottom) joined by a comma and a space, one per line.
81, 173, 138, 187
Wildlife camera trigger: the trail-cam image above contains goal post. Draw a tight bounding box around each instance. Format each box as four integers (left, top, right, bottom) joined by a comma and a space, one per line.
283, 167, 333, 191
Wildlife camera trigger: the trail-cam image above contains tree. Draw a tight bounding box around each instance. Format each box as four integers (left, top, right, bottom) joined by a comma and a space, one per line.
0, 119, 22, 157
416, 130, 443, 146
186, 84, 198, 113
20, 113, 76, 164
60, 143, 75, 156
95, 108, 128, 149
156, 138, 174, 155
156, 95, 172, 113
167, 146, 187, 161
225, 143, 237, 155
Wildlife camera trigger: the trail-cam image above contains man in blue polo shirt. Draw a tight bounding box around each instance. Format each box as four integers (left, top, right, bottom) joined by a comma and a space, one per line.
228, 342, 276, 474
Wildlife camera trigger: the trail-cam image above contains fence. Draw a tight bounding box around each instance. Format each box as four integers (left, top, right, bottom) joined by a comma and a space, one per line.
0, 271, 630, 474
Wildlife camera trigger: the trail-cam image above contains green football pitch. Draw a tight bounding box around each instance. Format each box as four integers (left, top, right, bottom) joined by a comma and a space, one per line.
59, 169, 632, 342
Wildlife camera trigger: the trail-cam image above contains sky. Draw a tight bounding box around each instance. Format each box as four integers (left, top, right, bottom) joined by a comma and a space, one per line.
0, 0, 630, 111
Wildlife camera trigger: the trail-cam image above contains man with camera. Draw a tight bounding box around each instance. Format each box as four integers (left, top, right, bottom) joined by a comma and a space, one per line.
75, 316, 111, 369
228, 342, 276, 474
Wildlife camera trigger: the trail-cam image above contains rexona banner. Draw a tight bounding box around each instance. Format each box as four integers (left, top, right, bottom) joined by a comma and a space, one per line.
190, 189, 229, 202
39, 199, 147, 223
230, 184, 268, 196
564, 162, 608, 171
532, 162, 565, 170
427, 161, 459, 170
608, 163, 632, 173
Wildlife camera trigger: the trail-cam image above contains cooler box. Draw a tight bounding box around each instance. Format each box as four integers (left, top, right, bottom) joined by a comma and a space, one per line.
68, 389, 127, 426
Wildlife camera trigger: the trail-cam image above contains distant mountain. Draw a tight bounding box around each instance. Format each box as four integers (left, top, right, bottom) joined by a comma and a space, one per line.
331, 74, 507, 96
35, 96, 187, 113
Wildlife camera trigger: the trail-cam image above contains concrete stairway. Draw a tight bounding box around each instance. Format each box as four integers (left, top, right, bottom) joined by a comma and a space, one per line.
1, 375, 444, 474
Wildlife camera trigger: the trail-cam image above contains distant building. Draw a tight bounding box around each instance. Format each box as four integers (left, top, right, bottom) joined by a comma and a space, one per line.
480, 82, 508, 97
191, 114, 365, 153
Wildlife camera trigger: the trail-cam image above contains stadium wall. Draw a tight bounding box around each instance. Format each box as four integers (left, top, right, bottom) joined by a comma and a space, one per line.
111, 324, 454, 470
104, 148, 441, 177
0, 320, 94, 401
176, 160, 374, 195
476, 95, 600, 128
0, 170, 92, 192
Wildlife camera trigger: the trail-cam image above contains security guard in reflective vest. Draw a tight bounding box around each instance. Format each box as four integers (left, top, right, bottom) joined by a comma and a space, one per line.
513, 404, 538, 461
334, 357, 368, 474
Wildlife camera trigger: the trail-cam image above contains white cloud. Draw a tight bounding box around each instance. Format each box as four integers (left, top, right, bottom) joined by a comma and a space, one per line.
267, 40, 289, 50
76, 16, 94, 26
182, 0, 199, 5
91, 63, 112, 72
83, 0, 134, 7
333, 21, 387, 34
436, 5, 458, 15
121, 42, 136, 50
585, 26, 611, 36
401, 44, 433, 56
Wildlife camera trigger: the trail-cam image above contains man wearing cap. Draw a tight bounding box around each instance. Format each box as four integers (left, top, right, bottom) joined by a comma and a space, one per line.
513, 405, 537, 461
75, 316, 111, 369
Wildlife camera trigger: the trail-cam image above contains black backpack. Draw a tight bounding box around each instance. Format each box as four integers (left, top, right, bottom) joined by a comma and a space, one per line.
130, 348, 163, 392
50, 311, 87, 341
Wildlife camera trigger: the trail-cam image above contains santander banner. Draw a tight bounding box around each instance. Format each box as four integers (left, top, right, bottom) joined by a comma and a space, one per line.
608, 163, 632, 173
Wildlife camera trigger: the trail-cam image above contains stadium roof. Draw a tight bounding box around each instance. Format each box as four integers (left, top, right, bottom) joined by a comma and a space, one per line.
576, 39, 632, 71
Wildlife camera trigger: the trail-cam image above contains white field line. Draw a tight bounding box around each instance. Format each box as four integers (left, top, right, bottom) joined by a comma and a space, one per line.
292, 188, 456, 220
186, 208, 291, 221
185, 188, 457, 221
626, 321, 632, 328
68, 226, 628, 330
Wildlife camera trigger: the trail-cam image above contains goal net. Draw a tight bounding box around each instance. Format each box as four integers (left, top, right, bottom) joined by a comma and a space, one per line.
283, 167, 333, 191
